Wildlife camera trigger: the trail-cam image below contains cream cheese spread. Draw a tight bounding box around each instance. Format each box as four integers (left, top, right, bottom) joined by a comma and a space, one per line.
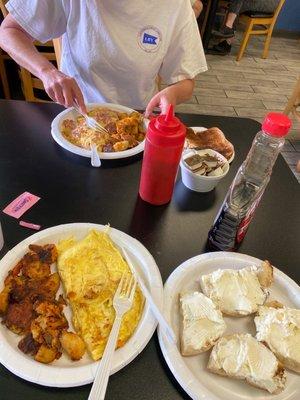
200, 267, 268, 316
180, 292, 226, 355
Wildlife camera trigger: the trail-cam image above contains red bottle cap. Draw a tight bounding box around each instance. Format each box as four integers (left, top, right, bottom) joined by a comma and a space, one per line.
147, 104, 186, 147
262, 112, 292, 138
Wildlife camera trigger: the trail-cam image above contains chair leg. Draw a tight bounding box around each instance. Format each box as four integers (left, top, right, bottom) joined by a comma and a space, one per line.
201, 0, 212, 37
0, 57, 10, 99
236, 20, 253, 62
19, 67, 36, 101
262, 28, 273, 59
284, 77, 300, 115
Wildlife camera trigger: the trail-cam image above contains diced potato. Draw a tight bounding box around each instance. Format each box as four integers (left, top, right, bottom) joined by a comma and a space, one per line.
60, 331, 86, 361
0, 284, 11, 314
42, 273, 60, 298
34, 344, 58, 364
113, 141, 129, 152
29, 244, 58, 264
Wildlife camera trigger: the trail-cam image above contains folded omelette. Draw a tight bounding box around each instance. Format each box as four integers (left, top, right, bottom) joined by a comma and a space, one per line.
57, 229, 144, 361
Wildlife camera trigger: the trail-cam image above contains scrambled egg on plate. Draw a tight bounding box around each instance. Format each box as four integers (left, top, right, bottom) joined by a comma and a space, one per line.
61, 108, 145, 153
57, 229, 144, 361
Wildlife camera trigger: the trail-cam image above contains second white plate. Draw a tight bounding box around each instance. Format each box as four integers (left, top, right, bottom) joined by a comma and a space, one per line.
158, 252, 300, 400
0, 223, 163, 387
51, 103, 148, 160
186, 127, 235, 163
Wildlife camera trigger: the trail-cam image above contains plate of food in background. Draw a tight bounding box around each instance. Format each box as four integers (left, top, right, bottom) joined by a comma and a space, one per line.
51, 103, 149, 160
0, 223, 163, 387
185, 127, 235, 163
158, 252, 300, 400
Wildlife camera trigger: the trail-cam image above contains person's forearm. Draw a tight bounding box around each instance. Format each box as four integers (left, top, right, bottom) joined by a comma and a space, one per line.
0, 15, 86, 111
145, 78, 194, 116
0, 24, 56, 79
169, 79, 195, 105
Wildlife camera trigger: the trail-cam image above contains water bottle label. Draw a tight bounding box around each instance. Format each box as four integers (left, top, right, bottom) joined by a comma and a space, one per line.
236, 192, 263, 244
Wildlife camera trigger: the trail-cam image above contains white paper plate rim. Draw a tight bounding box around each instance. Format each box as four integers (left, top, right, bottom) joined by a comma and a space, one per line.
51, 103, 148, 160
0, 223, 163, 387
158, 251, 300, 400
187, 127, 235, 164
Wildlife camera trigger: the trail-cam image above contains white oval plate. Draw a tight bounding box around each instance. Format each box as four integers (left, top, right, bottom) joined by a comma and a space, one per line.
158, 252, 300, 400
185, 127, 235, 163
51, 103, 148, 160
0, 223, 163, 388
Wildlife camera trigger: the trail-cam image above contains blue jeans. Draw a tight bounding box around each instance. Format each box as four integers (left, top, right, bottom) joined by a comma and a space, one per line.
228, 0, 280, 14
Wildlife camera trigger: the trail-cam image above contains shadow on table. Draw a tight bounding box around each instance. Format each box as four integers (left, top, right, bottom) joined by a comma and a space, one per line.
154, 334, 192, 400
128, 195, 169, 243
173, 180, 217, 212
53, 145, 143, 168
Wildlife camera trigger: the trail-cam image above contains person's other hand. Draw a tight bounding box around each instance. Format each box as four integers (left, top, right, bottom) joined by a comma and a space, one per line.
192, 0, 203, 19
40, 68, 86, 113
145, 86, 177, 118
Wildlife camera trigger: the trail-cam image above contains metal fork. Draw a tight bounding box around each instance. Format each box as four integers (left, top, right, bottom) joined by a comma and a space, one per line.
88, 274, 137, 400
73, 104, 108, 134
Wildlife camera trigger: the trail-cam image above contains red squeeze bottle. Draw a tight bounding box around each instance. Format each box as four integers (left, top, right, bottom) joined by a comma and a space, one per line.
139, 104, 186, 205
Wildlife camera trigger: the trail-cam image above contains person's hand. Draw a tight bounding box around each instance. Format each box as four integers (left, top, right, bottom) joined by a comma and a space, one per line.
40, 67, 86, 113
145, 86, 177, 118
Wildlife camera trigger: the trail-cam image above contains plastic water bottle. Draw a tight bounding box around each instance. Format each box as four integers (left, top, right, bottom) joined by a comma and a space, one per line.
139, 104, 186, 205
207, 112, 291, 251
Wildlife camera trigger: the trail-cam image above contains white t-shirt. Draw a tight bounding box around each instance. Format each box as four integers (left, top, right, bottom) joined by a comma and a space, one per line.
7, 0, 207, 109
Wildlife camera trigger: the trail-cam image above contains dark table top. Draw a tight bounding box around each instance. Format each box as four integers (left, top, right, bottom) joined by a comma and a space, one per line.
0, 100, 299, 400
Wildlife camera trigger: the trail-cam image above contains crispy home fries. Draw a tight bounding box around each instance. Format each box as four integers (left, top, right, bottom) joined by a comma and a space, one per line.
0, 229, 144, 365
61, 107, 145, 152
0, 244, 85, 363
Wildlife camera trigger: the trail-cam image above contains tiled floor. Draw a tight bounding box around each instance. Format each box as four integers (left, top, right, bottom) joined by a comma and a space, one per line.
175, 31, 300, 183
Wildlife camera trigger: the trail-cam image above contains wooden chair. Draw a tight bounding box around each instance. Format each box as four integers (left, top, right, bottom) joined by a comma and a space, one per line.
284, 77, 300, 173
200, 0, 212, 37
0, 50, 10, 98
53, 38, 62, 69
236, 0, 286, 61
19, 40, 60, 102
284, 77, 300, 123
0, 0, 10, 98
0, 0, 60, 102
0, 0, 7, 17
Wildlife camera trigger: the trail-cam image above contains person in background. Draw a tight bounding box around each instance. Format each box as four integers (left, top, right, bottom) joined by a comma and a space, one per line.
0, 1, 207, 117
191, 0, 203, 18
209, 0, 280, 55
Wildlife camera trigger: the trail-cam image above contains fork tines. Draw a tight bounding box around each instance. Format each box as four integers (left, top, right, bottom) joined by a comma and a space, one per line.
88, 119, 108, 135
115, 273, 136, 301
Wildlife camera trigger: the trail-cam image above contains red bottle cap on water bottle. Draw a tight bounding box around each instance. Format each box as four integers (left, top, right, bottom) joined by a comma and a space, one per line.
262, 112, 292, 138
147, 104, 186, 146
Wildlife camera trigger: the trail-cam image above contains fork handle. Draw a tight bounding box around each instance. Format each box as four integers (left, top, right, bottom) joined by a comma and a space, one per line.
73, 103, 87, 117
88, 315, 122, 400
91, 144, 101, 168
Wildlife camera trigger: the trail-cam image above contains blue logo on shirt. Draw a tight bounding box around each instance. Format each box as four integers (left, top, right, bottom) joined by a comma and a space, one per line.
138, 26, 162, 53
143, 33, 157, 45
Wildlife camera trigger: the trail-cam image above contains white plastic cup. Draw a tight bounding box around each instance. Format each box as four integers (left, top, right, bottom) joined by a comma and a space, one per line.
180, 149, 229, 193
0, 222, 3, 251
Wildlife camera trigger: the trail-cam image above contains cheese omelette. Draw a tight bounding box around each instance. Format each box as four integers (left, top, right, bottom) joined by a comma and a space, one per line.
57, 229, 144, 361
